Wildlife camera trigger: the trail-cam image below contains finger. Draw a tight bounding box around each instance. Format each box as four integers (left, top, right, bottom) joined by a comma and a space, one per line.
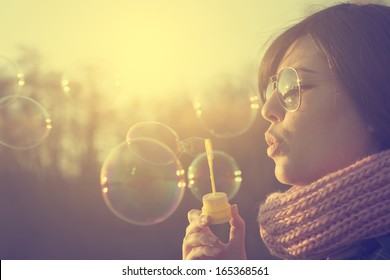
185, 214, 203, 236
187, 209, 202, 223
183, 225, 221, 259
183, 228, 218, 258
184, 231, 217, 248
185, 218, 211, 236
187, 209, 209, 228
185, 246, 221, 260
228, 204, 246, 249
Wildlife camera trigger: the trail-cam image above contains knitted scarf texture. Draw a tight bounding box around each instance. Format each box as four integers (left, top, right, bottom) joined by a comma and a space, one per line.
258, 149, 390, 259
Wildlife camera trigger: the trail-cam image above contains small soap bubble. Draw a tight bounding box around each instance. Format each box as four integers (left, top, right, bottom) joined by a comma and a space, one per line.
100, 139, 186, 226
193, 74, 260, 138
0, 55, 25, 100
187, 150, 242, 201
61, 58, 122, 110
0, 95, 52, 149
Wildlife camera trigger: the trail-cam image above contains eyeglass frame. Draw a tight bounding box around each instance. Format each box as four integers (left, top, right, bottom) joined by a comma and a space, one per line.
261, 66, 335, 112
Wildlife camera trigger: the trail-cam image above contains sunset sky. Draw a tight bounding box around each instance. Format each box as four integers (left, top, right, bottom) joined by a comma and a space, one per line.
0, 0, 342, 97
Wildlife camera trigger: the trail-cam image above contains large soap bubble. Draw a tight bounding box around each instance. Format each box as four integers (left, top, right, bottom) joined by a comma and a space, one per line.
100, 139, 186, 226
193, 74, 260, 138
0, 95, 52, 149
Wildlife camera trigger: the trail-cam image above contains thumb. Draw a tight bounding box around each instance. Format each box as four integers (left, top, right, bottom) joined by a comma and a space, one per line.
228, 204, 246, 253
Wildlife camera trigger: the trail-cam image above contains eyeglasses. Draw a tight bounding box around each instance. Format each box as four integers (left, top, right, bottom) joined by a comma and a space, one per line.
261, 67, 336, 112
261, 67, 302, 112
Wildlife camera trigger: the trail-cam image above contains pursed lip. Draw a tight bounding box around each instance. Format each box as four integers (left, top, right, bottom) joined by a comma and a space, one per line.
265, 132, 283, 157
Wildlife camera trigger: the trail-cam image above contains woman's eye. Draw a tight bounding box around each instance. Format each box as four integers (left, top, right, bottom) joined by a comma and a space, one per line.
282, 89, 298, 104
300, 84, 315, 91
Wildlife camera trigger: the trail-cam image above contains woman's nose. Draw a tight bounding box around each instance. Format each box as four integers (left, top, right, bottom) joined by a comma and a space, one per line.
261, 90, 285, 123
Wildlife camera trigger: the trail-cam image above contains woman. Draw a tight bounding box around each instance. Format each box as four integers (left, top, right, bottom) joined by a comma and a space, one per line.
182, 2, 390, 260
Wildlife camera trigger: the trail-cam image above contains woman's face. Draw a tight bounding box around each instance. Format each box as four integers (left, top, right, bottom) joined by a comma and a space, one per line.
261, 35, 379, 186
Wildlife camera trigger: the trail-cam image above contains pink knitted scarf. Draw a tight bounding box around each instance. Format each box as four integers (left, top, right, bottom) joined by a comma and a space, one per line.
258, 149, 390, 259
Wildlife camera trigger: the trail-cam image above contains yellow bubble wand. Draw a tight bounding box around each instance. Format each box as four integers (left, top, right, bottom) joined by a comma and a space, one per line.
202, 138, 231, 224
205, 138, 217, 195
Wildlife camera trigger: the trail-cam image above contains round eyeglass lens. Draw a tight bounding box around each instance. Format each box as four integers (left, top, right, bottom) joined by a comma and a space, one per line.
278, 68, 300, 111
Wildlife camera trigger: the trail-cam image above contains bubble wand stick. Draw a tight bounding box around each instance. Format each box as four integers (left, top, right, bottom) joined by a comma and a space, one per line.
205, 138, 217, 195
201, 138, 232, 224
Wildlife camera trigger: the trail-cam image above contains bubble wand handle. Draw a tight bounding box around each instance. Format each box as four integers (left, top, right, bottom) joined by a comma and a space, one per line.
205, 138, 217, 194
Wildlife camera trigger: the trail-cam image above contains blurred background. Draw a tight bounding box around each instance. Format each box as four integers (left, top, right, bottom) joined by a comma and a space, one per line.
0, 0, 342, 259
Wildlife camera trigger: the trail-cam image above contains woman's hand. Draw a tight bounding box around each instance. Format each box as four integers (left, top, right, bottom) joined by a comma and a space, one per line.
182, 204, 247, 260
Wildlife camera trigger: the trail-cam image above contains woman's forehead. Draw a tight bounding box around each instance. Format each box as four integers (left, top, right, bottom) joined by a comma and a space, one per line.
278, 35, 329, 74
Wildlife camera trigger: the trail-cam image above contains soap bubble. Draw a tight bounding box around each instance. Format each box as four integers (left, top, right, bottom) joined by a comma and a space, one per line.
61, 58, 122, 110
0, 55, 25, 100
126, 121, 206, 164
187, 150, 242, 201
0, 95, 52, 149
193, 74, 260, 138
100, 138, 186, 226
